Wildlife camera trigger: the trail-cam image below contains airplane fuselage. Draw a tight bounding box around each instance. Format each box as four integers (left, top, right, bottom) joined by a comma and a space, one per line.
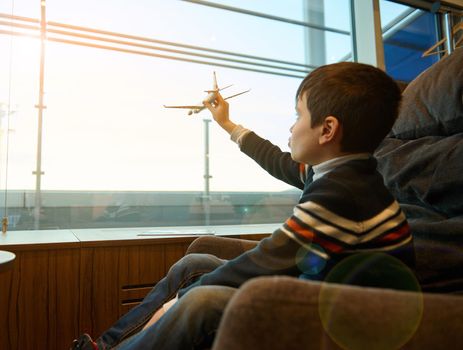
188, 91, 217, 115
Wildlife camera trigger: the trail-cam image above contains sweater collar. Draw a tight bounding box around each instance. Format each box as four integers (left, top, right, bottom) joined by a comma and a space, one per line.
312, 153, 371, 182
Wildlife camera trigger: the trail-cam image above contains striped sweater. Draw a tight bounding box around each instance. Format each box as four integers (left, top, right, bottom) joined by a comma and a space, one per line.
179, 132, 414, 295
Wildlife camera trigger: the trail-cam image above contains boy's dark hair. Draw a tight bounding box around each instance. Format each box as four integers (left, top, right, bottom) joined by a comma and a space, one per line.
296, 62, 401, 153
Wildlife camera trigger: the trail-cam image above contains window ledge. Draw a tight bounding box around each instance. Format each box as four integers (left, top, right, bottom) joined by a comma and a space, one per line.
0, 223, 279, 250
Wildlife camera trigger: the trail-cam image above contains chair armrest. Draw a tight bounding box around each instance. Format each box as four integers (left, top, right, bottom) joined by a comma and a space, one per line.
212, 276, 335, 350
213, 276, 463, 350
186, 236, 259, 260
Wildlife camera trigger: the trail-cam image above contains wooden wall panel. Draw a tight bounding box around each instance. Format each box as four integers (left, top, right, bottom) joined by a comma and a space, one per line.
164, 242, 192, 271
119, 245, 165, 317
0, 248, 80, 350
119, 245, 165, 289
78, 242, 190, 340
0, 268, 18, 349
79, 247, 123, 339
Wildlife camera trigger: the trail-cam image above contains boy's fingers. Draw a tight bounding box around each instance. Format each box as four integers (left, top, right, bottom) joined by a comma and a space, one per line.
216, 92, 225, 103
203, 101, 214, 112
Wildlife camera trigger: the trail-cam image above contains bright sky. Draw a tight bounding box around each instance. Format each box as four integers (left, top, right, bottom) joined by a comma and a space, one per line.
0, 0, 409, 192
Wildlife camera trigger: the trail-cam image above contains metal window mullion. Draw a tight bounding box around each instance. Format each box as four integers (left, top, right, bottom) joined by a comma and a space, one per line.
0, 12, 315, 69
303, 0, 326, 67
181, 0, 350, 35
443, 12, 454, 54
45, 27, 310, 74
47, 20, 315, 69
0, 12, 316, 76
45, 36, 308, 79
350, 0, 385, 69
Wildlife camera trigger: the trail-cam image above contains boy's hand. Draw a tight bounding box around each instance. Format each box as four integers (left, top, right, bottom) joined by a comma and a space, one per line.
204, 92, 236, 134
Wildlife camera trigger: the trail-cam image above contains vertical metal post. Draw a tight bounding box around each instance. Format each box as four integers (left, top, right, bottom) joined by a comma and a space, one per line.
350, 0, 385, 69
34, 0, 47, 229
350, 0, 358, 63
1, 104, 7, 232
443, 12, 454, 55
203, 118, 211, 226
303, 0, 326, 67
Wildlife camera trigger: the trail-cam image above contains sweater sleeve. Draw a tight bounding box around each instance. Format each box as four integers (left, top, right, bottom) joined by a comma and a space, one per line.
240, 132, 310, 190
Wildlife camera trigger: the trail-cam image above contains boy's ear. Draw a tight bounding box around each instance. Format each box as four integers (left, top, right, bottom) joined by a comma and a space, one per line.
319, 116, 341, 145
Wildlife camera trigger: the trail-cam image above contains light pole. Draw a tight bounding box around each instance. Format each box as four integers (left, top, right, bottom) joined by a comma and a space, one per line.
0, 103, 15, 233
203, 118, 212, 226
33, 0, 47, 230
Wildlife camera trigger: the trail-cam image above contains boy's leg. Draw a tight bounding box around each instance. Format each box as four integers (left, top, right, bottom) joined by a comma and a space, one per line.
114, 286, 237, 350
94, 253, 226, 349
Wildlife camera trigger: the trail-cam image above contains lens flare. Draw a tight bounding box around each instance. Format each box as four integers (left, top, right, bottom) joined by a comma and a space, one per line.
318, 253, 423, 350
296, 245, 327, 276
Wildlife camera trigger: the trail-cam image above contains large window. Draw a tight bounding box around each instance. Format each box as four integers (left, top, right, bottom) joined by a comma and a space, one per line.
0, 0, 458, 231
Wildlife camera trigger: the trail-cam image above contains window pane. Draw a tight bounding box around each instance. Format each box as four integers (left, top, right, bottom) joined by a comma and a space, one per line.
1, 0, 356, 230
42, 42, 300, 192
0, 36, 39, 190
0, 35, 40, 230
195, 0, 306, 21
47, 0, 309, 65
0, 0, 38, 18
380, 0, 439, 82
324, 0, 351, 32
303, 0, 352, 66
325, 32, 352, 63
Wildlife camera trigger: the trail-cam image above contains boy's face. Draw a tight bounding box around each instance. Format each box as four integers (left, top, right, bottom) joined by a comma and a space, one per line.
289, 94, 323, 165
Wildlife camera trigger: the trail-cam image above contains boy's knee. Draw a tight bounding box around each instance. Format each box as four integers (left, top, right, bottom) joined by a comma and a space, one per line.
181, 286, 236, 312
183, 286, 218, 304
170, 253, 224, 275
181, 253, 211, 265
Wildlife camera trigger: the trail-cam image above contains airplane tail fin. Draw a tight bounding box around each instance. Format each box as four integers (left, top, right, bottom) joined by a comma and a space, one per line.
205, 71, 221, 93
213, 71, 218, 91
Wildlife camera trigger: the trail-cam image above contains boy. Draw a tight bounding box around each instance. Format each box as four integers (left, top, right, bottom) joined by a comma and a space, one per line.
72, 62, 414, 350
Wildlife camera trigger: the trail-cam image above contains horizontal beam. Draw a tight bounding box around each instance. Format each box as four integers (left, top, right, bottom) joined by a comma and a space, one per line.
181, 0, 350, 35
0, 13, 312, 79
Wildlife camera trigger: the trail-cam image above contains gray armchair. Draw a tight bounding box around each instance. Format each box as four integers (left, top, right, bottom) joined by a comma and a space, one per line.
183, 49, 463, 349
186, 236, 463, 350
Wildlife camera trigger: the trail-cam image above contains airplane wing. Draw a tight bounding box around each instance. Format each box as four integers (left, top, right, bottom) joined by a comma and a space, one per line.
163, 105, 203, 109
205, 84, 232, 93
224, 89, 251, 100
219, 84, 233, 91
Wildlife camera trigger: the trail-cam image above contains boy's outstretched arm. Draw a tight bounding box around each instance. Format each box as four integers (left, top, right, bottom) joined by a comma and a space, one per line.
205, 92, 309, 189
